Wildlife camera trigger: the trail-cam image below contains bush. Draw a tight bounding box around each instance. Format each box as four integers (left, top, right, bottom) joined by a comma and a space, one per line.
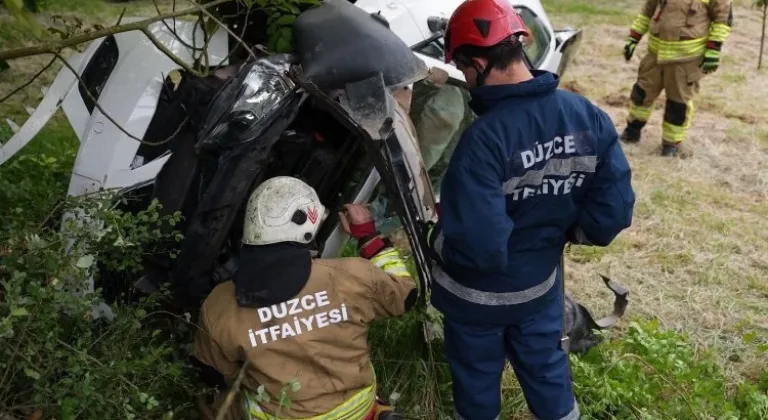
571, 320, 768, 419
0, 194, 203, 420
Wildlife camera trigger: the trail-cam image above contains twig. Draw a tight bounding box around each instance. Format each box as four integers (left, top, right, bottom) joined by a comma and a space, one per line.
139, 27, 200, 75
217, 6, 252, 67
185, 0, 258, 61
55, 51, 188, 146
55, 338, 141, 392
214, 359, 251, 420
193, 11, 214, 71
0, 55, 57, 104
0, 0, 232, 62
152, 0, 205, 52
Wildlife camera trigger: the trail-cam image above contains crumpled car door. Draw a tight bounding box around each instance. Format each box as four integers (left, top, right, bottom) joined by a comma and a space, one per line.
287, 68, 436, 304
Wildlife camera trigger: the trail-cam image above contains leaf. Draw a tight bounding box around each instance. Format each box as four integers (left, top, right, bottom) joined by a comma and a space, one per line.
169, 70, 183, 92
276, 37, 293, 54
76, 254, 94, 269
4, 0, 24, 12
11, 307, 29, 317
276, 14, 297, 26
24, 367, 41, 380
289, 379, 301, 392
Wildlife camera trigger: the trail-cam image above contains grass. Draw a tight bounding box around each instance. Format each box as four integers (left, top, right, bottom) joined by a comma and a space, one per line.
1, 0, 767, 419
548, 0, 768, 387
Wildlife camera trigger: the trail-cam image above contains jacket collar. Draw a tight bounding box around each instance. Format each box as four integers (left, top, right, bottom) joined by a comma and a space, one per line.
468, 70, 560, 115
234, 242, 312, 308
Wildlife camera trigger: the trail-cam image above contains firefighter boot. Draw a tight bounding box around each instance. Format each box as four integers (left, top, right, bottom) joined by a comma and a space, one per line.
661, 143, 679, 157
620, 120, 645, 144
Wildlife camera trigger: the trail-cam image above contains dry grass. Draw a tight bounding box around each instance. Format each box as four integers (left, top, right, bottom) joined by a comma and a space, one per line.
549, 0, 768, 384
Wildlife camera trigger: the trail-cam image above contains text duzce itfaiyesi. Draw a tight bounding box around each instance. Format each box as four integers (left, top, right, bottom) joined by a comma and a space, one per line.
247, 291, 349, 347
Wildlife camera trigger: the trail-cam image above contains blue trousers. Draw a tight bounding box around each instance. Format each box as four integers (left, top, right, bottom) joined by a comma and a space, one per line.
443, 290, 579, 420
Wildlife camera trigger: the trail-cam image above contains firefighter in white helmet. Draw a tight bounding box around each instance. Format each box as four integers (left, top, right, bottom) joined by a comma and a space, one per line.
193, 176, 416, 420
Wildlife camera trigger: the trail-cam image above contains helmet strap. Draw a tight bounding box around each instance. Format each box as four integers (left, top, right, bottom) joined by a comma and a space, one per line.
473, 60, 494, 87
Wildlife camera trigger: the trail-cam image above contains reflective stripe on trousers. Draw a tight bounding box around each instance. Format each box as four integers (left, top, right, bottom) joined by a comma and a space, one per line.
432, 264, 557, 306
243, 382, 376, 420
454, 403, 580, 420
533, 402, 580, 420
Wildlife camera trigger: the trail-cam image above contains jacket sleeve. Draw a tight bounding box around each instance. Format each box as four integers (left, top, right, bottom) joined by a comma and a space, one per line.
630, 0, 659, 36
363, 248, 418, 320
572, 109, 635, 247
436, 126, 514, 273
708, 0, 733, 44
193, 304, 241, 385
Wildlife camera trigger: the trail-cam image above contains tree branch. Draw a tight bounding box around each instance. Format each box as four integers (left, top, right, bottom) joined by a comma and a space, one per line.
0, 0, 232, 62
0, 54, 57, 104
185, 0, 261, 61
214, 359, 251, 420
216, 6, 252, 67
54, 51, 189, 146
152, 0, 205, 53
139, 26, 200, 76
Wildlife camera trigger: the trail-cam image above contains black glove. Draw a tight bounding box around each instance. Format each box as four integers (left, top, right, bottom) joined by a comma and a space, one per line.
701, 41, 722, 74
623, 31, 643, 62
566, 225, 592, 245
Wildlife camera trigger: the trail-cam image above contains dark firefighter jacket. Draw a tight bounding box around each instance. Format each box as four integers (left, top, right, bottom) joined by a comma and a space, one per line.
430, 70, 636, 325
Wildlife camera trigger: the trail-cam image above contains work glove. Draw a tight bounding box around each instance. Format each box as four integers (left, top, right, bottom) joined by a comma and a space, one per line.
623, 31, 643, 62
339, 203, 389, 259
339, 203, 377, 240
566, 224, 592, 246
701, 41, 722, 74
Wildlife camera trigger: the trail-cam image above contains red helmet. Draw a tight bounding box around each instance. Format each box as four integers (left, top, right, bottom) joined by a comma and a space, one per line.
443, 0, 531, 64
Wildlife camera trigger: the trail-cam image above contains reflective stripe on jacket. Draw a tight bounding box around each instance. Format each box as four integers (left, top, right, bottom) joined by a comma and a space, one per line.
629, 0, 732, 63
243, 376, 376, 420
193, 256, 415, 418
430, 71, 634, 325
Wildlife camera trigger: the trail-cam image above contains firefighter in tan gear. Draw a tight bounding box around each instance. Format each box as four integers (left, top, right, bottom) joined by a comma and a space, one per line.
192, 176, 417, 420
620, 0, 733, 156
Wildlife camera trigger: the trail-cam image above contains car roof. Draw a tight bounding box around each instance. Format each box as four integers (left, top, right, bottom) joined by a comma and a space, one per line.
353, 0, 551, 48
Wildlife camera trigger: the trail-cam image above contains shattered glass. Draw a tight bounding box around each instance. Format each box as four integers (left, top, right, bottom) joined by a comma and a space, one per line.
197, 54, 297, 150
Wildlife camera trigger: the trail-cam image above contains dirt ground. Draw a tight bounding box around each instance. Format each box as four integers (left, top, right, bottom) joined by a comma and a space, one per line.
548, 0, 768, 383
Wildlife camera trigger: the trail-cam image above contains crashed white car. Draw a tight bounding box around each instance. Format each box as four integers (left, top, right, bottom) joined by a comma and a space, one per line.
0, 0, 585, 308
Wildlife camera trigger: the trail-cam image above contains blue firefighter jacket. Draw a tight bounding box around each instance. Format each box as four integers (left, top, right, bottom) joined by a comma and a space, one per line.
430, 70, 635, 325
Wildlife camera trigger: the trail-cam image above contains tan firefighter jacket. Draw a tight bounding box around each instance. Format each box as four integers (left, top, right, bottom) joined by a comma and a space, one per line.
630, 0, 733, 64
194, 248, 417, 420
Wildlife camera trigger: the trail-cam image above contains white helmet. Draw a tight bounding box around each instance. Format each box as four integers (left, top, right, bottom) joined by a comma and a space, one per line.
242, 176, 328, 246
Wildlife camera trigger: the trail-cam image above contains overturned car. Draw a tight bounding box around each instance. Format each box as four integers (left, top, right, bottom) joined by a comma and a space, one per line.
0, 0, 625, 352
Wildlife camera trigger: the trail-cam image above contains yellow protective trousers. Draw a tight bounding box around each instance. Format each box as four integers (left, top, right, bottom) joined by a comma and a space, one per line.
627, 53, 704, 145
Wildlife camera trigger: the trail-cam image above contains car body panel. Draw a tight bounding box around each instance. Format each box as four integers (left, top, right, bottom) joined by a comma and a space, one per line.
0, 0, 578, 262
1, 19, 229, 196
354, 0, 579, 80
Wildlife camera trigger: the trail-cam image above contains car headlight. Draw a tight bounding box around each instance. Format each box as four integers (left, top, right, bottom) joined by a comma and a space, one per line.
198, 53, 296, 150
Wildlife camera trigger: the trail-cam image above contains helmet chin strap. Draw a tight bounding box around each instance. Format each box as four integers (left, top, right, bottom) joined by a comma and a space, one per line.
472, 60, 495, 87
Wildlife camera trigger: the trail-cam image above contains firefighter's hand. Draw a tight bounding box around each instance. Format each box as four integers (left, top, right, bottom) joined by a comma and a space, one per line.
701, 48, 721, 74
623, 37, 639, 62
339, 204, 377, 240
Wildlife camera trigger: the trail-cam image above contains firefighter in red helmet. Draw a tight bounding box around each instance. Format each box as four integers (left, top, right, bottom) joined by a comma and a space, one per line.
423, 1, 635, 419
442, 0, 531, 87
